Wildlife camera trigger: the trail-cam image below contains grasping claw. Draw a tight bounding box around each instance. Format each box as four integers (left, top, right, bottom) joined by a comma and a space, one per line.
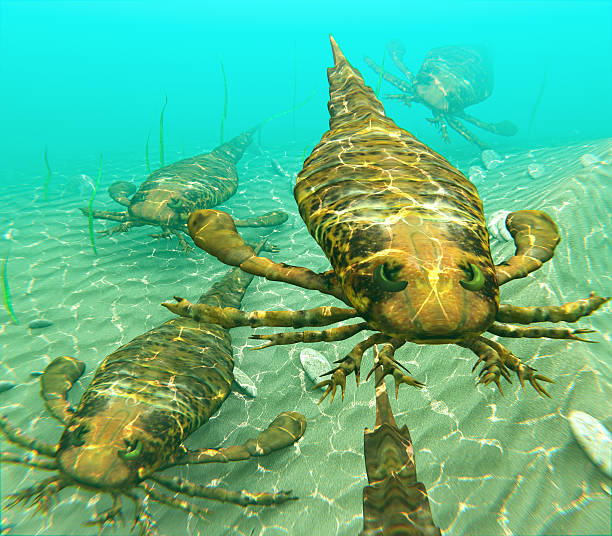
366, 345, 425, 399
515, 362, 554, 398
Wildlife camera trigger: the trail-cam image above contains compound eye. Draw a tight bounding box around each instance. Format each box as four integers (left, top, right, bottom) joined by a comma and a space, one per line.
459, 263, 485, 291
118, 439, 142, 460
373, 262, 408, 292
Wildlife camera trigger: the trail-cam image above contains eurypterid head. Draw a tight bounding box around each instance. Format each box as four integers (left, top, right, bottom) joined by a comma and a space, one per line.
326, 37, 498, 343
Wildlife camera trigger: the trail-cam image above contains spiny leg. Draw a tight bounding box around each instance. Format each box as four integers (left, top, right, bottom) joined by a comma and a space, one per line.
171, 229, 193, 253
494, 210, 560, 285
162, 297, 357, 330
384, 93, 416, 106
139, 482, 211, 520
84, 494, 124, 530
187, 209, 348, 302
233, 210, 289, 228
454, 110, 518, 136
427, 113, 450, 143
497, 292, 610, 324
151, 474, 296, 507
5, 476, 69, 515
366, 340, 425, 399
387, 39, 414, 82
363, 56, 414, 94
481, 337, 554, 398
445, 114, 489, 150
1, 451, 58, 471
98, 221, 139, 237
39, 355, 85, 424
487, 321, 596, 342
249, 321, 369, 350
79, 207, 130, 222
460, 337, 513, 395
0, 415, 57, 457
315, 332, 390, 403
123, 490, 158, 536
169, 412, 306, 466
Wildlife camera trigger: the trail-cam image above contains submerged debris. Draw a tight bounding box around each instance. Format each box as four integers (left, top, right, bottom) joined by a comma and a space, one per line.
300, 348, 331, 390
568, 410, 611, 478
468, 165, 487, 183
481, 149, 503, 170
28, 319, 54, 330
487, 210, 512, 242
527, 162, 546, 179
233, 367, 257, 397
0, 381, 16, 394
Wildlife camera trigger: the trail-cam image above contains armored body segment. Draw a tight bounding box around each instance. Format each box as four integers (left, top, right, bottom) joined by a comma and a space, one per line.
413, 45, 494, 113
295, 39, 498, 341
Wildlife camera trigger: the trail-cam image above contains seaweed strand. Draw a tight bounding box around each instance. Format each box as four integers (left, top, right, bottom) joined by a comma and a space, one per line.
528, 62, 548, 136
43, 145, 51, 201
145, 129, 151, 174
293, 40, 297, 139
220, 59, 228, 144
1, 243, 18, 325
374, 50, 386, 97
159, 92, 168, 167
87, 155, 103, 255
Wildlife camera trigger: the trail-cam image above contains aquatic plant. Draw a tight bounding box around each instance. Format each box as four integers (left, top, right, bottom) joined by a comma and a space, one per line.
528, 63, 548, 135
87, 155, 103, 255
159, 92, 168, 167
145, 129, 151, 174
293, 40, 297, 138
43, 145, 51, 201
219, 59, 228, 144
1, 242, 19, 325
374, 50, 386, 97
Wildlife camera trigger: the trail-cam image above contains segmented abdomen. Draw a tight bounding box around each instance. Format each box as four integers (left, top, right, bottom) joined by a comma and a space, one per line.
74, 315, 233, 447
295, 116, 492, 282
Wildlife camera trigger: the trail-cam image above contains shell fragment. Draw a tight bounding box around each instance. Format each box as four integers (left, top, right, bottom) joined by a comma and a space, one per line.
568, 410, 611, 478
300, 348, 332, 390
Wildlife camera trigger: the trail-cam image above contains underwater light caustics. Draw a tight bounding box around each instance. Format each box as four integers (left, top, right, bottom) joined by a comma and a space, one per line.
1, 233, 305, 534
163, 36, 609, 404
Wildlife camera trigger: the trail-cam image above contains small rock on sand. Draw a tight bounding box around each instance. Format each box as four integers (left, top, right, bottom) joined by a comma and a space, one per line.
0, 381, 16, 393
569, 410, 611, 478
28, 319, 54, 330
300, 348, 331, 390
233, 367, 257, 397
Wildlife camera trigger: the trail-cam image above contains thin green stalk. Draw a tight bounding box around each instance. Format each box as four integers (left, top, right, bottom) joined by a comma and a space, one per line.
261, 86, 317, 128
1, 243, 18, 324
293, 40, 297, 139
159, 92, 168, 167
528, 63, 548, 135
375, 50, 386, 97
87, 155, 103, 255
145, 129, 151, 174
43, 145, 51, 201
220, 59, 228, 144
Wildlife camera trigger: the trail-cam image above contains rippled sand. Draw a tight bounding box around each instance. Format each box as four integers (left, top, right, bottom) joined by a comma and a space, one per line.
1, 139, 610, 536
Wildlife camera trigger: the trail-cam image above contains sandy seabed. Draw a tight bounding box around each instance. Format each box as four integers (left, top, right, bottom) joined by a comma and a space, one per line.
1, 138, 611, 536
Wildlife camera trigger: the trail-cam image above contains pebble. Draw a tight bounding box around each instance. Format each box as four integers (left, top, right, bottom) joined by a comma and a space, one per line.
233, 367, 257, 397
467, 165, 486, 183
487, 210, 512, 242
580, 153, 601, 167
28, 319, 54, 330
0, 381, 16, 393
568, 410, 611, 478
527, 162, 546, 179
300, 348, 332, 390
481, 149, 503, 170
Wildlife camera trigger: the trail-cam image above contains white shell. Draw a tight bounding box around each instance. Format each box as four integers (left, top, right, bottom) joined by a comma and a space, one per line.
481, 149, 503, 170
467, 165, 486, 183
568, 410, 611, 478
580, 153, 601, 167
233, 367, 257, 398
527, 162, 546, 179
300, 348, 331, 390
487, 210, 512, 242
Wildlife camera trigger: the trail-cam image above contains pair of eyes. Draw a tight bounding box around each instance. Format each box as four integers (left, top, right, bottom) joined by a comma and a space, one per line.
372, 262, 485, 292
66, 425, 142, 460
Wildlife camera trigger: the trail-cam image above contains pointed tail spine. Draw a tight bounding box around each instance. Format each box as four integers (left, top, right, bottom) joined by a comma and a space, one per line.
327, 36, 387, 130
